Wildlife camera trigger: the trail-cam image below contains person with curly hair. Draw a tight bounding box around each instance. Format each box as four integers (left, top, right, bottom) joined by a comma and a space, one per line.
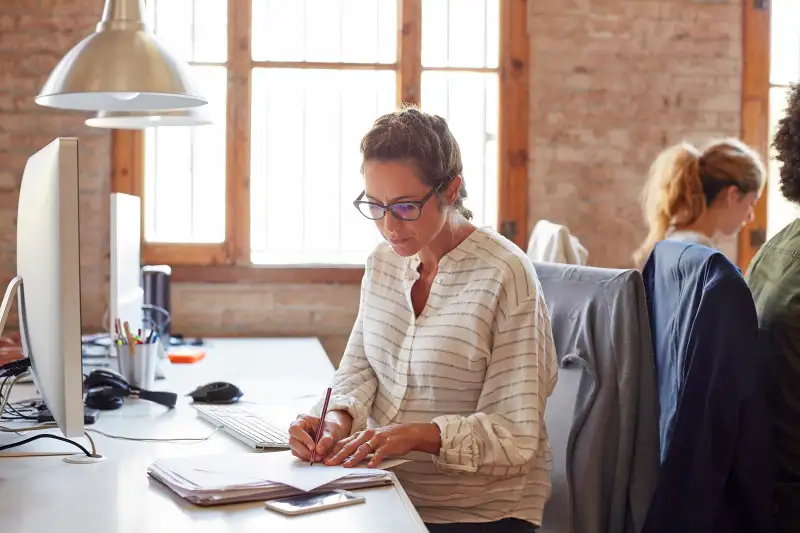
746, 83, 800, 533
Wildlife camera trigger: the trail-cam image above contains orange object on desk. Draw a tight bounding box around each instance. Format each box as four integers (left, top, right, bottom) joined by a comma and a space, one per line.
167, 347, 206, 364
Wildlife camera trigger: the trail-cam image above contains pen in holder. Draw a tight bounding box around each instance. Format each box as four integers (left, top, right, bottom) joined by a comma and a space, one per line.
116, 342, 159, 391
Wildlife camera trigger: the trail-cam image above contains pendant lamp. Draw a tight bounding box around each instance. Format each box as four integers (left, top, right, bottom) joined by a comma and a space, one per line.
36, 0, 206, 112
85, 106, 214, 129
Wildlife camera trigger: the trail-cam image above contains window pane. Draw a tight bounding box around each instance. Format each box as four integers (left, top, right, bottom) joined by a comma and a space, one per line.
422, 0, 499, 68
250, 69, 396, 265
767, 86, 800, 238
192, 0, 228, 63
144, 66, 227, 243
421, 71, 499, 229
421, 0, 448, 67
771, 0, 800, 85
252, 0, 397, 63
150, 0, 227, 64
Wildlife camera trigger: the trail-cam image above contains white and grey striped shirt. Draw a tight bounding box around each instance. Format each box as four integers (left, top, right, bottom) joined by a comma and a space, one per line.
319, 226, 558, 526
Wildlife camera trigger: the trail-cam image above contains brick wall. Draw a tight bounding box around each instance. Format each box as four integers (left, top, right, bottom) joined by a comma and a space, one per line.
172, 283, 358, 366
528, 0, 743, 267
0, 0, 744, 362
0, 0, 110, 332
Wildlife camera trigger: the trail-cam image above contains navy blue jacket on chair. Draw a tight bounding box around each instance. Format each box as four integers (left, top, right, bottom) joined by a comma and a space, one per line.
641, 241, 776, 533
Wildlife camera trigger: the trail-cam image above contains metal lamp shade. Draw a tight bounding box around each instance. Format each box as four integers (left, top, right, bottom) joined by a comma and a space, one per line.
36, 0, 206, 112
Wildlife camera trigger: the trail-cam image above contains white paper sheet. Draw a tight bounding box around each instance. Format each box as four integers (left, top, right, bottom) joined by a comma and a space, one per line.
169, 466, 269, 491
157, 450, 408, 493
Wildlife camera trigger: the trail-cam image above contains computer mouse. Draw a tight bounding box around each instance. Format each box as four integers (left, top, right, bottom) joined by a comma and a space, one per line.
187, 381, 243, 404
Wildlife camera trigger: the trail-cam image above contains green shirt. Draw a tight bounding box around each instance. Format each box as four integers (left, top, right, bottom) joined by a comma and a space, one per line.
746, 219, 800, 530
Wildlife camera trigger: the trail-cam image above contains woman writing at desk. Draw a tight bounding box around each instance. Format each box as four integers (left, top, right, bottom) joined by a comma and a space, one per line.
288, 107, 558, 533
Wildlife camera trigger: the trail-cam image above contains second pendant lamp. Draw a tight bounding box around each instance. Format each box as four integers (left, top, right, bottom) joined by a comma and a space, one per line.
85, 106, 214, 129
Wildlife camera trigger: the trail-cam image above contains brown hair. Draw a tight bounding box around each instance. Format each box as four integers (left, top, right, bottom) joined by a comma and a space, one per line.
633, 138, 765, 266
359, 106, 473, 220
773, 84, 800, 203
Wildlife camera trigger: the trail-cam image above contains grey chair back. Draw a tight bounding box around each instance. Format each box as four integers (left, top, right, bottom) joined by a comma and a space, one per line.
535, 262, 659, 533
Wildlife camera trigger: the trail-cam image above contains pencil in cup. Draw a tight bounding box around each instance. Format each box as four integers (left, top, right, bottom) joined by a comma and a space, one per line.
122, 321, 135, 356
112, 323, 159, 346
310, 387, 333, 466
115, 340, 159, 390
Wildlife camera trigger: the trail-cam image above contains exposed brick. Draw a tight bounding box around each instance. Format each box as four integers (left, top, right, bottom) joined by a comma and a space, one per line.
0, 172, 17, 191
0, 0, 111, 331
274, 284, 361, 311
0, 30, 93, 54
311, 310, 359, 335
172, 283, 277, 314
218, 309, 313, 336
528, 0, 743, 268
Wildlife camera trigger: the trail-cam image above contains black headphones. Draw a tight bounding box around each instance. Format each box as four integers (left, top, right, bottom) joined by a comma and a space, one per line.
83, 369, 178, 410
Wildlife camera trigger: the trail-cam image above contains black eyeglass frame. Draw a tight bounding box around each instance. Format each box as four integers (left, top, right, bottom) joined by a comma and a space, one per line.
353, 180, 450, 221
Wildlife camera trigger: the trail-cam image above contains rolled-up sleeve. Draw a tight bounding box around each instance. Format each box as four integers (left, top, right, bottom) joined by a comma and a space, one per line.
432, 291, 557, 475
312, 266, 379, 433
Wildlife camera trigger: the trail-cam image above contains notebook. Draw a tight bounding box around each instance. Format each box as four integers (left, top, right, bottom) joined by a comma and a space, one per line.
147, 450, 408, 507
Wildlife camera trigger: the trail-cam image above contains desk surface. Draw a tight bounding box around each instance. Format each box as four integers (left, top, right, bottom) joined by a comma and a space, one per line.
0, 338, 427, 533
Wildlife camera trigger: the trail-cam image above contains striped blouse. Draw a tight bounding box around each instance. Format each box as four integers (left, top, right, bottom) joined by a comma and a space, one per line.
316, 226, 558, 526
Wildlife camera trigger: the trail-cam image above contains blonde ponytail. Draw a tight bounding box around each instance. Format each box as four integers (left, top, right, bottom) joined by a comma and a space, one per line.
633, 143, 706, 267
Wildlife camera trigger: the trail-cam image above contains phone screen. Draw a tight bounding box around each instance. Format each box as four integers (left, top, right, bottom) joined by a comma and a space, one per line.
267, 490, 362, 513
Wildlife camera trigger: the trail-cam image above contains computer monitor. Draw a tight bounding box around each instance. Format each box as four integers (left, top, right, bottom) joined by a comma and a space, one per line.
109, 192, 143, 341
0, 138, 85, 440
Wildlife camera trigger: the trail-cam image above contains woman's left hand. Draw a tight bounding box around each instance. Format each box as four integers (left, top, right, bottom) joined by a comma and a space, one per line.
324, 423, 441, 468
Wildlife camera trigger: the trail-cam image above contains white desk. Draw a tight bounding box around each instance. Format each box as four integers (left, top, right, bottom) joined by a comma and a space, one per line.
0, 338, 428, 533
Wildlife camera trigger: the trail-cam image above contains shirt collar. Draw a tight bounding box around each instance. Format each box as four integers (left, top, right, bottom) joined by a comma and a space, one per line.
401, 226, 487, 281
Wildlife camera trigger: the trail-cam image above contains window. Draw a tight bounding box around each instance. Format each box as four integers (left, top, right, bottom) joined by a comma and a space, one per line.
112, 0, 528, 278
248, 0, 399, 265
144, 1, 228, 244
767, 0, 800, 238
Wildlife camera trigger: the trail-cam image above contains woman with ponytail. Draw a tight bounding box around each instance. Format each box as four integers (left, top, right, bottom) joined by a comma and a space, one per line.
633, 138, 765, 267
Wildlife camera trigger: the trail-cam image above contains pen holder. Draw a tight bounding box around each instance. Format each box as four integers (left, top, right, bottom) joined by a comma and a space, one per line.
116, 343, 158, 390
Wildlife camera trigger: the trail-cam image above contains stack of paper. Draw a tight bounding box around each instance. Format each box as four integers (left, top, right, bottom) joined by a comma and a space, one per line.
147, 450, 407, 506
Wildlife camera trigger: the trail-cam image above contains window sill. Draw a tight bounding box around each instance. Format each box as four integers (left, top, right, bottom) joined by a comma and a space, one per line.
250, 250, 373, 266
169, 264, 364, 284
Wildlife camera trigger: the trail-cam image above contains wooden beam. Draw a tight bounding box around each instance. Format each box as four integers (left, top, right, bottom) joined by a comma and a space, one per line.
252, 60, 396, 70
111, 128, 145, 246
397, 0, 422, 106
498, 0, 530, 250
111, 129, 143, 196
422, 66, 498, 73
226, 0, 252, 265
737, 0, 771, 270
142, 243, 229, 267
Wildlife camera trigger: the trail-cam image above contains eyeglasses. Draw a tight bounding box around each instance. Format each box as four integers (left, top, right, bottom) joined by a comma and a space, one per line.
353, 183, 445, 221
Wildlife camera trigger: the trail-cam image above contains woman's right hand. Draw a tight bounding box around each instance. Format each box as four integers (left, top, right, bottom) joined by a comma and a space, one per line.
288, 413, 349, 461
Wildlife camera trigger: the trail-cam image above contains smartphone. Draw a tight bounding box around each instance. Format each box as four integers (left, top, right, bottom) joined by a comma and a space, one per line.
264, 490, 366, 516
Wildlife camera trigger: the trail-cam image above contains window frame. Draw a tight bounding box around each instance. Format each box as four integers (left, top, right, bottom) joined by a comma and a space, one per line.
738, 0, 771, 269
111, 0, 530, 283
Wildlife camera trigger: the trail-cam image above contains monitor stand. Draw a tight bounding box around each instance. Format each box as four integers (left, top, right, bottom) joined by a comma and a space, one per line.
0, 276, 22, 339
0, 275, 105, 464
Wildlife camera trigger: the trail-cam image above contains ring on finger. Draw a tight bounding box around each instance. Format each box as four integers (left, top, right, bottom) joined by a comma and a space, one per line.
363, 441, 374, 453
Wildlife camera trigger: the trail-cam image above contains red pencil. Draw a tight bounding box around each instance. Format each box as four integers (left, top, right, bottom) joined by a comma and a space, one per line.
310, 387, 332, 466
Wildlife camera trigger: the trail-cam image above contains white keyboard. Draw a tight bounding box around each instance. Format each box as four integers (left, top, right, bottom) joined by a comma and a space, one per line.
193, 404, 290, 451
